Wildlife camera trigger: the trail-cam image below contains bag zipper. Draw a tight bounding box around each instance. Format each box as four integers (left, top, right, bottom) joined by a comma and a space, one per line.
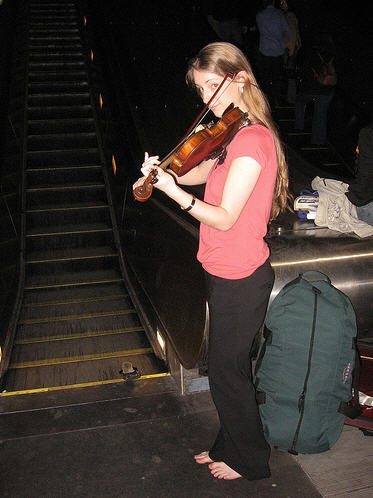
289, 285, 321, 454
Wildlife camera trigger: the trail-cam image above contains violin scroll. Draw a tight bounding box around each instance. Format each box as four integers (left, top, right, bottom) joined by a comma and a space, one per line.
133, 169, 159, 202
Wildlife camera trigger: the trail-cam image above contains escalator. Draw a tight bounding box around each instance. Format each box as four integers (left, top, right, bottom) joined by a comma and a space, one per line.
1, 0, 168, 396
272, 102, 357, 181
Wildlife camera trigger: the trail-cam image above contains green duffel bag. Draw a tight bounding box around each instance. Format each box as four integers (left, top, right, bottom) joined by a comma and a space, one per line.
254, 271, 362, 454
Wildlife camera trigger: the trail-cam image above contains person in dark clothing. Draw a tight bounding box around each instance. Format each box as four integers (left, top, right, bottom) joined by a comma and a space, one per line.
346, 124, 373, 225
280, 0, 301, 104
203, 0, 247, 48
256, 0, 290, 107
294, 32, 336, 145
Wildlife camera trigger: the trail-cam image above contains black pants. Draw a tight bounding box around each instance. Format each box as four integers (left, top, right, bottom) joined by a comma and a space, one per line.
257, 52, 283, 106
205, 260, 274, 480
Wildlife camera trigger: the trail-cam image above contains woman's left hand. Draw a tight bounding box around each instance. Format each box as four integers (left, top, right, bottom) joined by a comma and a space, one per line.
134, 152, 176, 194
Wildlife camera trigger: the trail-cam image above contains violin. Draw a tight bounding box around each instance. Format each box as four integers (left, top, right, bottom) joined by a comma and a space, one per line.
133, 73, 249, 202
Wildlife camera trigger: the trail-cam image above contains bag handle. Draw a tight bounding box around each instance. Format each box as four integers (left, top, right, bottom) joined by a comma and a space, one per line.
300, 271, 331, 284
279, 270, 329, 293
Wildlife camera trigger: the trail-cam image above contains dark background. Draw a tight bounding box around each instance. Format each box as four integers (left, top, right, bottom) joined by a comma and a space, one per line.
1, 0, 372, 168
83, 0, 373, 170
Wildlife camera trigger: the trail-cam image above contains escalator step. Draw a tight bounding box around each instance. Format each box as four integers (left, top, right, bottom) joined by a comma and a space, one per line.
28, 93, 90, 106
29, 54, 84, 63
28, 104, 92, 119
26, 183, 106, 209
26, 246, 117, 265
18, 309, 136, 327
23, 281, 128, 306
28, 117, 95, 134
29, 44, 82, 52
28, 132, 98, 150
27, 148, 100, 167
24, 268, 123, 289
29, 36, 81, 43
29, 82, 89, 94
29, 29, 79, 36
29, 43, 83, 51
28, 61, 84, 70
16, 312, 142, 342
30, 21, 77, 26
20, 292, 131, 320
26, 164, 103, 186
26, 203, 110, 227
4, 352, 166, 392
25, 226, 115, 252
15, 326, 144, 344
9, 350, 153, 370
29, 39, 82, 47
25, 254, 121, 281
28, 71, 86, 82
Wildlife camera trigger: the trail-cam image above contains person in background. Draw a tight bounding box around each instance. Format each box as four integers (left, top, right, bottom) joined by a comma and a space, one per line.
294, 31, 337, 145
256, 0, 290, 107
133, 42, 290, 481
280, 0, 301, 104
202, 0, 247, 48
346, 123, 373, 225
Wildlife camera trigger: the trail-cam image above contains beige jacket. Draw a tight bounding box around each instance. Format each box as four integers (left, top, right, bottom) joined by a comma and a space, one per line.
311, 176, 373, 238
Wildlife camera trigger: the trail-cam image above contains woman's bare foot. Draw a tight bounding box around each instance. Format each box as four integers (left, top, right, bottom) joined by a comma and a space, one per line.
194, 451, 213, 464
209, 461, 242, 480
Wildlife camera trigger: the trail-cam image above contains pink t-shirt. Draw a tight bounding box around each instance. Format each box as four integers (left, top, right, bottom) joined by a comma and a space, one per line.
197, 124, 278, 279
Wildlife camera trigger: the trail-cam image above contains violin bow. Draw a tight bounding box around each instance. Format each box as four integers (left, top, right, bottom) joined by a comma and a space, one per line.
158, 72, 236, 167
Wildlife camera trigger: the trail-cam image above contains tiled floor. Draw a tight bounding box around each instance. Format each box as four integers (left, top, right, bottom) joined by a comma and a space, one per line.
295, 424, 373, 497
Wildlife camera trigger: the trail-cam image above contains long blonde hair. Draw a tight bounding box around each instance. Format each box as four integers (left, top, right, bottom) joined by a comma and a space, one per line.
186, 42, 291, 221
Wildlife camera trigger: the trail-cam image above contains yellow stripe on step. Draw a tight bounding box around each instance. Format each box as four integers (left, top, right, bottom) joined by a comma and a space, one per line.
18, 309, 135, 324
27, 253, 117, 264
24, 278, 123, 290
15, 326, 144, 344
9, 348, 153, 369
0, 373, 171, 397
24, 294, 128, 308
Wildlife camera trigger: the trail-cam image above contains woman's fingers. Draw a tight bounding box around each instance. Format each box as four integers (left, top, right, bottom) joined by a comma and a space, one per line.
132, 153, 161, 190
142, 153, 160, 168
140, 153, 160, 177
132, 176, 146, 189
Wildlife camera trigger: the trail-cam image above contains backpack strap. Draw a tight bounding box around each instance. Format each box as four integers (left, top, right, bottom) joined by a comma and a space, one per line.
339, 338, 363, 419
254, 326, 272, 377
254, 326, 272, 395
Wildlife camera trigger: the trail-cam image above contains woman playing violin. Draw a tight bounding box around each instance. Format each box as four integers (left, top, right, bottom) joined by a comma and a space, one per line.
133, 42, 290, 481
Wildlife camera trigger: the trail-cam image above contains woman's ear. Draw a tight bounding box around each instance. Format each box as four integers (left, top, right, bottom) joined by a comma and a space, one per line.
235, 70, 249, 84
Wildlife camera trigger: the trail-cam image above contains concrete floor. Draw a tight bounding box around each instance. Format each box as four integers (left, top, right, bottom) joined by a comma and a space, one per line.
2, 376, 372, 497
0, 376, 321, 498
